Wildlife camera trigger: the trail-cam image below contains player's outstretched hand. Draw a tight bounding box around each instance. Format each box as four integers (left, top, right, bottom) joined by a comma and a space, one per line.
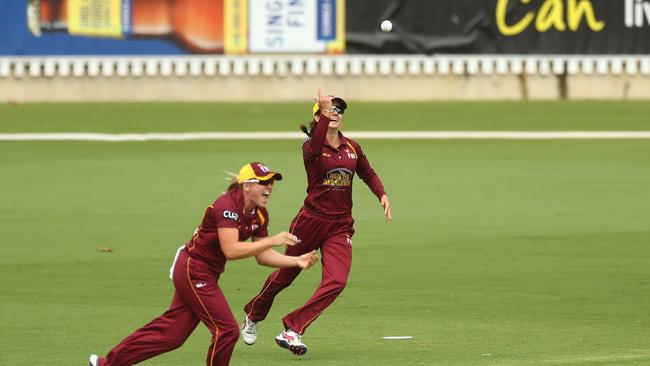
315, 88, 333, 118
381, 194, 392, 222
296, 250, 319, 269
272, 231, 301, 247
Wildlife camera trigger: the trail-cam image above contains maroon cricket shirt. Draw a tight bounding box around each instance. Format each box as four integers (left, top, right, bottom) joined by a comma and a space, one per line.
302, 114, 386, 218
185, 188, 269, 274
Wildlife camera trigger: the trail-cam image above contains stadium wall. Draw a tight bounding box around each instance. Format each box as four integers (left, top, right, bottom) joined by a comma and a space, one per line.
1, 56, 650, 102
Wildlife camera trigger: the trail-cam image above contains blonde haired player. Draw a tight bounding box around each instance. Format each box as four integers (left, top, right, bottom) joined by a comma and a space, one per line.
88, 162, 318, 366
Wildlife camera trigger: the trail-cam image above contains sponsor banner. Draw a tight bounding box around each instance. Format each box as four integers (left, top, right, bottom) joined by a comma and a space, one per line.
327, 0, 346, 53
1, 0, 344, 55
67, 0, 131, 37
248, 0, 344, 53
346, 0, 650, 54
5, 0, 647, 55
224, 0, 248, 54
317, 0, 337, 41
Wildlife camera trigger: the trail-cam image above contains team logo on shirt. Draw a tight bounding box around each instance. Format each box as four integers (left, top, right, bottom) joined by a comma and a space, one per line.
323, 168, 353, 189
344, 148, 357, 160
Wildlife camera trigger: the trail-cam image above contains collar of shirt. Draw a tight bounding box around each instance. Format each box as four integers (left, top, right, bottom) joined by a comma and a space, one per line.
324, 131, 348, 150
233, 188, 257, 219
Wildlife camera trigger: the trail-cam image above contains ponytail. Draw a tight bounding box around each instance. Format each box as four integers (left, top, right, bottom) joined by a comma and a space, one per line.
226, 177, 241, 191
299, 120, 318, 137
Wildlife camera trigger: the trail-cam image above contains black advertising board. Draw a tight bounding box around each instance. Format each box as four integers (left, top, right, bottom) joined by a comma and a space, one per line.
346, 0, 650, 54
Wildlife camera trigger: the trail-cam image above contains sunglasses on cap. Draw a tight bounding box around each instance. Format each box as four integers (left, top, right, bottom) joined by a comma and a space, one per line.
256, 179, 274, 186
331, 105, 345, 114
243, 178, 274, 186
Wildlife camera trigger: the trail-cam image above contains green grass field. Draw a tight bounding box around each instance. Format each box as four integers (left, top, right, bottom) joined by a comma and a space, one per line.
1, 102, 649, 365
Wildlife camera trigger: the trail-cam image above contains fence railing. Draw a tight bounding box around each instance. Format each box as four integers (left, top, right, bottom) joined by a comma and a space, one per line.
1, 55, 650, 79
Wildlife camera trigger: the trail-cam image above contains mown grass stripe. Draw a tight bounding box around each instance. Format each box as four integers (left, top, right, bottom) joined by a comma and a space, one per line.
2, 131, 650, 141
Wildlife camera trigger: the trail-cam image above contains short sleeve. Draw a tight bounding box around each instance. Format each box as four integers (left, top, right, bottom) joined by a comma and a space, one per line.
213, 197, 240, 229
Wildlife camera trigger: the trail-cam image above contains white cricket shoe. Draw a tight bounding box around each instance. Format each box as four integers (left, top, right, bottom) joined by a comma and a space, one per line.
274, 329, 308, 356
88, 354, 99, 366
241, 316, 258, 345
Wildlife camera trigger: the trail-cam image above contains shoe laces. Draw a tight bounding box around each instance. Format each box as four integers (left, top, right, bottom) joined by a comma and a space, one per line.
244, 318, 258, 334
284, 330, 302, 344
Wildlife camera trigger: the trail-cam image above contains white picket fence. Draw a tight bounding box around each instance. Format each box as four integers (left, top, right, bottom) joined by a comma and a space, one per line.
1, 55, 649, 79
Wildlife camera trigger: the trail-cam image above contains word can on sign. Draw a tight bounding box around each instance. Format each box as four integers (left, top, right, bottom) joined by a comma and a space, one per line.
496, 0, 605, 36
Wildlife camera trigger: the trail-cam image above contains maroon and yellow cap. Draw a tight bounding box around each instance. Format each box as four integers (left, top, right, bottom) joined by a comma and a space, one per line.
237, 162, 283, 183
312, 96, 348, 115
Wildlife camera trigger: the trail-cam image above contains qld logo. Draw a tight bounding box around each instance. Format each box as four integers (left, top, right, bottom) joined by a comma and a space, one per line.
323, 168, 353, 190
258, 164, 270, 173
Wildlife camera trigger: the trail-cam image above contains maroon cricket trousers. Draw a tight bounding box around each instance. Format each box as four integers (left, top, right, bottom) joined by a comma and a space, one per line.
244, 207, 354, 335
99, 249, 239, 366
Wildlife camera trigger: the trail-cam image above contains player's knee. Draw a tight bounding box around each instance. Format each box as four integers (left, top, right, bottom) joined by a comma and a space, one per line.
328, 275, 348, 292
220, 323, 240, 344
164, 335, 188, 350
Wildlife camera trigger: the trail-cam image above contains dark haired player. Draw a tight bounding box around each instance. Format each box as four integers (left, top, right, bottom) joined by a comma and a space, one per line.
241, 90, 392, 355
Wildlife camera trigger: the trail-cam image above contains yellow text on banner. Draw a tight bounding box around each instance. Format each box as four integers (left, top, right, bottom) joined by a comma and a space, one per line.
225, 0, 248, 54
67, 0, 124, 37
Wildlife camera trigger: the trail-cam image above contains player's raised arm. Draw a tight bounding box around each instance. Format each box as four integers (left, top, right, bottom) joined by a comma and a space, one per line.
303, 89, 333, 158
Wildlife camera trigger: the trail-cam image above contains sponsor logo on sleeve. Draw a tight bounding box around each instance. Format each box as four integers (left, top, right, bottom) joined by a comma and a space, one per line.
223, 210, 239, 221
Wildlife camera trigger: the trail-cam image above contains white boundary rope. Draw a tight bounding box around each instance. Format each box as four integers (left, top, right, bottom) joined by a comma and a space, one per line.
1, 131, 650, 141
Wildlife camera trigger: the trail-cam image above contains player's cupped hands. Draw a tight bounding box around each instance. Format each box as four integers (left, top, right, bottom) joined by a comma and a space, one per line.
272, 231, 301, 247
315, 88, 333, 118
296, 250, 319, 269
